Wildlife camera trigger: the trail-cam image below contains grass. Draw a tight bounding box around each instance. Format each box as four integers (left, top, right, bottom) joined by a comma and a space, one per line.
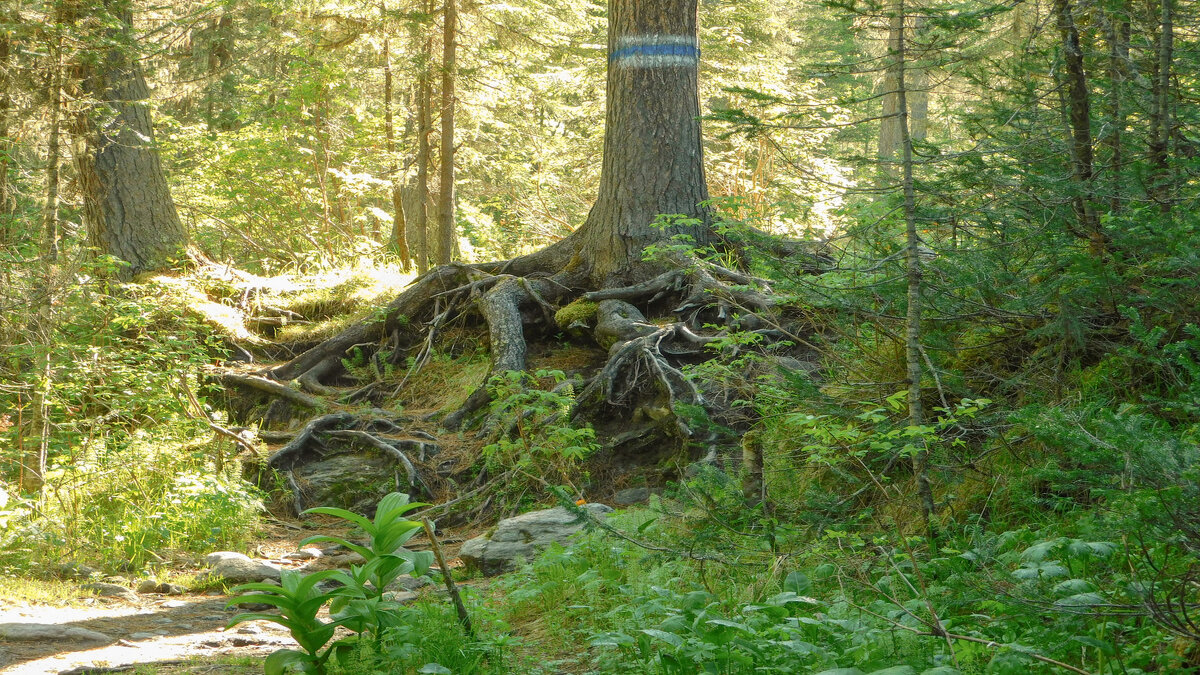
0, 575, 91, 605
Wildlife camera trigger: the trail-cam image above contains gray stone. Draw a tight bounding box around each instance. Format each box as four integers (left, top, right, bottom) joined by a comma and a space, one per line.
386, 574, 433, 592
82, 582, 139, 602
202, 553, 281, 583
161, 600, 188, 609
236, 625, 263, 635
459, 503, 612, 576
383, 591, 418, 605
53, 562, 98, 580
613, 487, 652, 505
0, 623, 112, 643
136, 579, 159, 593
204, 551, 251, 566
293, 452, 400, 515
282, 548, 322, 561
129, 632, 158, 640
162, 583, 186, 595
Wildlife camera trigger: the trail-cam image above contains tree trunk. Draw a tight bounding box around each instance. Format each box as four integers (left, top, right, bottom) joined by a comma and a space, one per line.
1148, 0, 1173, 212
413, 0, 433, 274
43, 14, 63, 262
77, 0, 187, 281
566, 0, 711, 284
1053, 0, 1104, 256
0, 14, 12, 256
382, 22, 412, 269
436, 0, 456, 266
1104, 2, 1129, 214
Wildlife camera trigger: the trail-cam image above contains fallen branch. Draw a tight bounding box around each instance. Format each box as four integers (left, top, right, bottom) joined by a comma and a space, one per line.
218, 372, 325, 410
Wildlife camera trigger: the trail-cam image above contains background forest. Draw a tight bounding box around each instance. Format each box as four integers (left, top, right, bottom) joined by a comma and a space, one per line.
1, 0, 1199, 673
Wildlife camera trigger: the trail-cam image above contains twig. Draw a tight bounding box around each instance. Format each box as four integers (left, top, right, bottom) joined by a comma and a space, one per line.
422, 519, 473, 636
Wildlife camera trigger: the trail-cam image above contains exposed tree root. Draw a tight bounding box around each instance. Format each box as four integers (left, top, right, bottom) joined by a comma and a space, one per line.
214, 244, 824, 515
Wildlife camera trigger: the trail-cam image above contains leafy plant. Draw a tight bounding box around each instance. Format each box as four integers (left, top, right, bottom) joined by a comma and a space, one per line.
299, 492, 435, 598
225, 569, 354, 675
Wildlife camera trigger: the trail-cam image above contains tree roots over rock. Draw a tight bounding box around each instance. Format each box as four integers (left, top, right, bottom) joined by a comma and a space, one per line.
215, 246, 824, 516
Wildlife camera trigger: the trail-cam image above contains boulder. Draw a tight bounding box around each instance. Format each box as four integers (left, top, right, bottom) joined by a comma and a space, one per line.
459, 503, 611, 576
201, 552, 281, 583
0, 623, 112, 643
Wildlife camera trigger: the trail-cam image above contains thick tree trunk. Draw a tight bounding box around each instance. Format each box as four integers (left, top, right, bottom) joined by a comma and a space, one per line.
77, 0, 187, 281
566, 0, 711, 284
436, 0, 456, 266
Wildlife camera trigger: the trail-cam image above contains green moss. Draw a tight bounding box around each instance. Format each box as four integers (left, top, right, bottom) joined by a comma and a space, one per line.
554, 300, 599, 330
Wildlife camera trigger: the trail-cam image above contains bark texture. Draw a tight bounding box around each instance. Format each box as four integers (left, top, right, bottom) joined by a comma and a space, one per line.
567, 0, 711, 284
437, 0, 457, 265
77, 0, 187, 280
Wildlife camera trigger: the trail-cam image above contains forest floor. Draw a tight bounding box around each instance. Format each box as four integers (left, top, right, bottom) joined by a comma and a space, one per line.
0, 521, 480, 675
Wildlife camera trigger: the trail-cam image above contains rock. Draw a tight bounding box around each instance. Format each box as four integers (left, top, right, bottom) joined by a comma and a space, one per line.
129, 632, 158, 640
383, 591, 418, 605
292, 452, 403, 515
0, 623, 112, 643
82, 582, 139, 602
161, 600, 188, 609
282, 548, 322, 561
138, 579, 187, 595
613, 487, 652, 505
231, 601, 272, 611
386, 574, 433, 592
459, 503, 612, 576
204, 551, 250, 566
53, 562, 97, 580
202, 553, 281, 583
328, 552, 366, 568
236, 625, 263, 635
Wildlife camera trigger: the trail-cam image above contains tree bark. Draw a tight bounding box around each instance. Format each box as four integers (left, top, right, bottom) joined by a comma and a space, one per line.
413, 0, 434, 275
0, 14, 12, 256
1053, 0, 1104, 256
1104, 2, 1129, 214
382, 20, 412, 269
566, 0, 711, 284
437, 0, 456, 266
891, 0, 935, 532
1148, 0, 1173, 212
77, 0, 188, 280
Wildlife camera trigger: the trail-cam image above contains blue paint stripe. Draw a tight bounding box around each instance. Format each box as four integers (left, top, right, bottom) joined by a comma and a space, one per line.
609, 44, 700, 62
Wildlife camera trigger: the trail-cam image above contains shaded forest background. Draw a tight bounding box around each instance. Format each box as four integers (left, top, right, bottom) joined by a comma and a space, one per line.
1, 0, 1200, 672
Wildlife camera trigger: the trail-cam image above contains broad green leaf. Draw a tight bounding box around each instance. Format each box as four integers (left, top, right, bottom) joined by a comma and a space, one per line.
784, 570, 811, 593
640, 628, 685, 648
869, 667, 916, 675
1071, 635, 1115, 655
264, 649, 317, 675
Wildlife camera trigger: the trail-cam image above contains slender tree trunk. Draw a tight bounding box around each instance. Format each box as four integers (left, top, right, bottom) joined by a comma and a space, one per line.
0, 16, 12, 257
77, 0, 187, 280
892, 0, 935, 532
43, 15, 63, 263
1105, 3, 1129, 214
1148, 0, 1173, 212
567, 0, 711, 284
413, 0, 433, 274
1053, 0, 1104, 255
436, 0, 457, 265
383, 22, 412, 269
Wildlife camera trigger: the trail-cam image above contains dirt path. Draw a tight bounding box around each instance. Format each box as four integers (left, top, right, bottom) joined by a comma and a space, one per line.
0, 593, 293, 674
